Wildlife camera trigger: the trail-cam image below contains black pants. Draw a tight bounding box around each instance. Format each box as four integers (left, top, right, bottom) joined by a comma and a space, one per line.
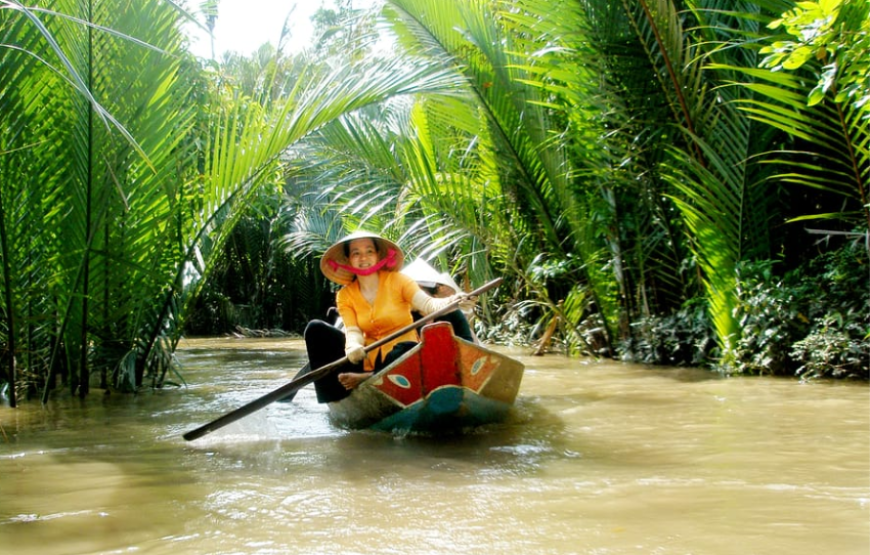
416, 309, 474, 342
303, 320, 417, 404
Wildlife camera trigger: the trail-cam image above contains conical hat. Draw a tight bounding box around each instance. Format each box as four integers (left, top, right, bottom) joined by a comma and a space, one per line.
401, 257, 461, 293
319, 230, 405, 286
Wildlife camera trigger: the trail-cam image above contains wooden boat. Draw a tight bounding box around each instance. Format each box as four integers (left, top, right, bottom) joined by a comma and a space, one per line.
327, 321, 525, 433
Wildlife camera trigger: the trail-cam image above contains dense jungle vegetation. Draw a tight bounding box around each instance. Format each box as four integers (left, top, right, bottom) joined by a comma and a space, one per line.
0, 0, 867, 407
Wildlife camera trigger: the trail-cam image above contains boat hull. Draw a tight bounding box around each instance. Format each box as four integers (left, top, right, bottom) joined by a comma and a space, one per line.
328, 321, 524, 433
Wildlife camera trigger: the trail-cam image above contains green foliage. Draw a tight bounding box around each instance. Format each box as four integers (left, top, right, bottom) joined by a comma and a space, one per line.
761, 0, 870, 111
618, 298, 718, 367
0, 0, 469, 401
265, 0, 867, 376
205, 0, 867, 381
184, 185, 332, 335
310, 0, 378, 61
790, 238, 870, 379
727, 241, 869, 378
728, 260, 814, 375
1, 0, 200, 400
4, 0, 868, 405
723, 0, 870, 230
792, 313, 868, 379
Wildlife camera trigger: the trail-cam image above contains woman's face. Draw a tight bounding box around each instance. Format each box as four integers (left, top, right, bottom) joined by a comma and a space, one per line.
347, 238, 379, 270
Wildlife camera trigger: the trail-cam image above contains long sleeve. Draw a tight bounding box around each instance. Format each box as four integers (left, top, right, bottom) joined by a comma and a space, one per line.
344, 326, 366, 363
411, 290, 460, 316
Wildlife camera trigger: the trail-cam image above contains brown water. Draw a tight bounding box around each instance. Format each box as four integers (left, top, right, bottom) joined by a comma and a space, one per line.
0, 337, 868, 555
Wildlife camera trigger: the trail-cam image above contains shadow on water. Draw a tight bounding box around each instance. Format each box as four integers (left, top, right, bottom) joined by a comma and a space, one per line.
325, 400, 572, 479
178, 386, 574, 486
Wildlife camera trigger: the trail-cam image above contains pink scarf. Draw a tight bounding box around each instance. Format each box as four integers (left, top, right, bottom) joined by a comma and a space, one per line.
327, 248, 399, 277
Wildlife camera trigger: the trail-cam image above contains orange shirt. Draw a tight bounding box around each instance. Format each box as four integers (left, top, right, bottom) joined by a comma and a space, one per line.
336, 271, 421, 371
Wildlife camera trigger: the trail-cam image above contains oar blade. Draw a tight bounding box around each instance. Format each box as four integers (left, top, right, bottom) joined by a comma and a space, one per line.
182, 361, 335, 441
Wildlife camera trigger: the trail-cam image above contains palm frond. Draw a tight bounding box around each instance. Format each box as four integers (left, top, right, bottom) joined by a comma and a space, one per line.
727, 67, 869, 226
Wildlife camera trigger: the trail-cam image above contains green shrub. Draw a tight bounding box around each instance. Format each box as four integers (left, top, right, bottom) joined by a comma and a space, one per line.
727, 260, 813, 375
728, 241, 869, 379
619, 298, 718, 366
792, 312, 868, 379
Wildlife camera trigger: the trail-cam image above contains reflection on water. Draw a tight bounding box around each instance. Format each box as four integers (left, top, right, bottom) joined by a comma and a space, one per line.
1, 337, 868, 555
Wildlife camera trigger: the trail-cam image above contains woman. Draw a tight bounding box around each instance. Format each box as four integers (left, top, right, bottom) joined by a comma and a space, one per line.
304, 230, 461, 403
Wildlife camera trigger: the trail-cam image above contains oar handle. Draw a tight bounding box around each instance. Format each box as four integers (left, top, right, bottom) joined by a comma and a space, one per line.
182, 277, 503, 441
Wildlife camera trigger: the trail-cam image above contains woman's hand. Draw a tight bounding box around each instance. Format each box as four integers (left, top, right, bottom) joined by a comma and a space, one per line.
346, 344, 366, 364
338, 372, 371, 390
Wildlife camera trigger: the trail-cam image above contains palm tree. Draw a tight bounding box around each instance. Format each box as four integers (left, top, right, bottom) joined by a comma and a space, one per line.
729, 0, 869, 230
226, 0, 866, 371
605, 0, 788, 361
361, 0, 624, 352
292, 0, 814, 366
0, 0, 467, 399
1, 0, 203, 398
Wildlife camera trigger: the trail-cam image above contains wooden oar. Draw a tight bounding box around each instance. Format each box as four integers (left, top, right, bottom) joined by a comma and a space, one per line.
276, 363, 309, 403
182, 277, 502, 441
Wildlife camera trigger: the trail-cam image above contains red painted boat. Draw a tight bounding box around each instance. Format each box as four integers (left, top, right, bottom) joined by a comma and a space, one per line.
327, 321, 525, 433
